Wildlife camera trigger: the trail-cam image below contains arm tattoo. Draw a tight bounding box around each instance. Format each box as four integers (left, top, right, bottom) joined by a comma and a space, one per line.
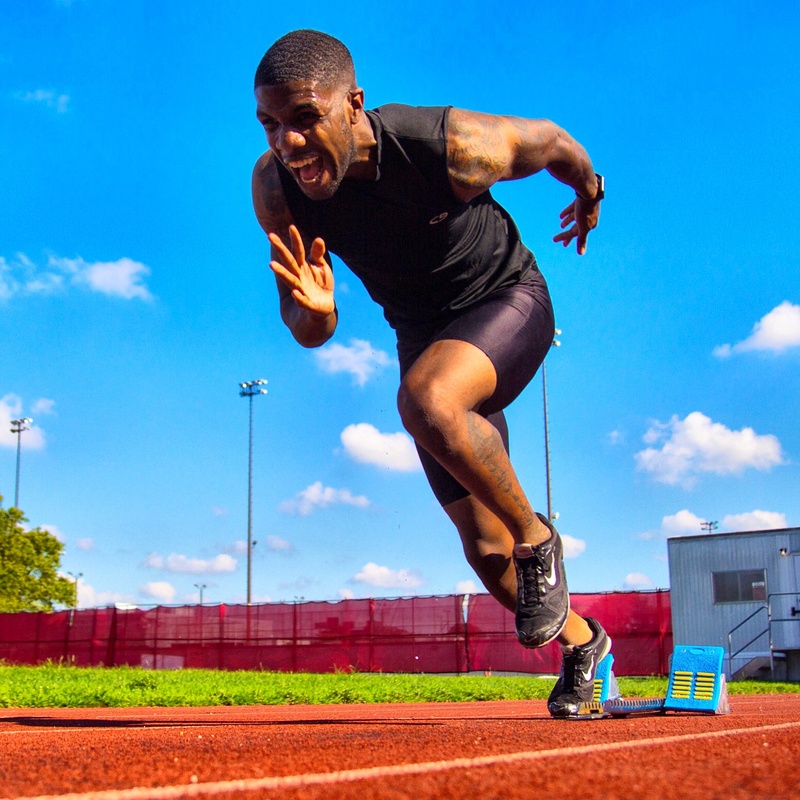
254, 157, 293, 238
448, 114, 510, 194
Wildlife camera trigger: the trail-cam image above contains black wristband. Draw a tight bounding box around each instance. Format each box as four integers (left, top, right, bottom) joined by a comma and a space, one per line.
577, 173, 605, 204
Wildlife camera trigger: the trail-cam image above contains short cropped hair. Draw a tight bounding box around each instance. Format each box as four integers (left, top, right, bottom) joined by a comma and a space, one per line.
254, 30, 356, 90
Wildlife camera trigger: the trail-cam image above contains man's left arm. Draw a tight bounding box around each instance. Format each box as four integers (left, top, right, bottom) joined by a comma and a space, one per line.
446, 109, 603, 255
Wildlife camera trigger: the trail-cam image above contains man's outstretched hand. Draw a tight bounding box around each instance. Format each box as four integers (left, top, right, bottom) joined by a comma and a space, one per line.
269, 224, 335, 317
553, 197, 600, 256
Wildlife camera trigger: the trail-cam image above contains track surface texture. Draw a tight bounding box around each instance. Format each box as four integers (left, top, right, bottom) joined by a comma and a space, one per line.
2, 695, 799, 800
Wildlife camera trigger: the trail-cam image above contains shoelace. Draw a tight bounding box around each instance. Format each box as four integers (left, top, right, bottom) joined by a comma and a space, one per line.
517, 550, 547, 603
560, 650, 579, 692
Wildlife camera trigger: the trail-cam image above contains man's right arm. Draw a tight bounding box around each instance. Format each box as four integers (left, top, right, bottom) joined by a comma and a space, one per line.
446, 109, 602, 255
251, 152, 338, 348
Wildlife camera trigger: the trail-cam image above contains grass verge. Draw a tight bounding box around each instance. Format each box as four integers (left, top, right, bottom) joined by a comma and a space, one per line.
0, 663, 797, 708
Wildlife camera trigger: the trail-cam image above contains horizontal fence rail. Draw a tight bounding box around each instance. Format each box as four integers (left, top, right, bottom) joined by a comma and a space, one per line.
0, 590, 672, 676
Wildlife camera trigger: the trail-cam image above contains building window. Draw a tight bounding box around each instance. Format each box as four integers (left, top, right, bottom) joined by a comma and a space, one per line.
712, 569, 767, 604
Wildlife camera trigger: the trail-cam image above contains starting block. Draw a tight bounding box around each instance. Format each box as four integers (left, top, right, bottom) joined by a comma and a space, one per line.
573, 645, 730, 720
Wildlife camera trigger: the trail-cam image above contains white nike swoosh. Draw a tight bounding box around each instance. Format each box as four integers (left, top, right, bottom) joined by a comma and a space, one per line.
544, 560, 558, 587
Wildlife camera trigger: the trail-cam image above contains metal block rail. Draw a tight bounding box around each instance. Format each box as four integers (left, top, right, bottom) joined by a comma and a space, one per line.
573, 645, 730, 720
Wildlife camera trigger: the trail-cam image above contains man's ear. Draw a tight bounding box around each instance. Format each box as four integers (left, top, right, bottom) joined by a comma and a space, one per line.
346, 88, 365, 122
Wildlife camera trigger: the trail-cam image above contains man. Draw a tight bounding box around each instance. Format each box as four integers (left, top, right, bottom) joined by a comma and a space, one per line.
252, 29, 609, 717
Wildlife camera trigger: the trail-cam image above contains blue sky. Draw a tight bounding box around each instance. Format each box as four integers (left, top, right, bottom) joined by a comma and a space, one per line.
2, 0, 798, 608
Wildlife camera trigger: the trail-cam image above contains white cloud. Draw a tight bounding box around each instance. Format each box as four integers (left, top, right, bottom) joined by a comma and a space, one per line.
75, 538, 94, 552
279, 481, 370, 516
623, 573, 655, 590
315, 338, 392, 386
607, 429, 625, 445
353, 562, 423, 590
714, 301, 800, 357
637, 509, 766, 540
561, 534, 587, 559
140, 581, 177, 603
722, 510, 788, 532
0, 252, 153, 301
661, 509, 707, 536
16, 89, 70, 113
338, 588, 355, 599
77, 581, 135, 609
341, 423, 422, 472
229, 540, 248, 555
635, 411, 783, 487
0, 395, 46, 450
211, 506, 228, 517
456, 579, 479, 594
143, 552, 237, 574
265, 534, 294, 553
40, 524, 65, 542
31, 398, 56, 416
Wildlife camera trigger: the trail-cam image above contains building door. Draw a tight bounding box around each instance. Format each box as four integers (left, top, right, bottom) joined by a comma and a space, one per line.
788, 555, 800, 649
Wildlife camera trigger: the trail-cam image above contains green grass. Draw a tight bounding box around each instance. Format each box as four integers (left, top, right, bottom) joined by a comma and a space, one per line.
0, 663, 796, 708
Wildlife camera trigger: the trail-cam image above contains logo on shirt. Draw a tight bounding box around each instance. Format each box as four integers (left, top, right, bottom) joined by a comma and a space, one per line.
428, 212, 449, 225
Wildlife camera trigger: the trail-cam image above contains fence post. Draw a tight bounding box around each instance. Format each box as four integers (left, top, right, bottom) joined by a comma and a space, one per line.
368, 598, 375, 672
461, 594, 470, 674
105, 606, 117, 667
292, 602, 298, 673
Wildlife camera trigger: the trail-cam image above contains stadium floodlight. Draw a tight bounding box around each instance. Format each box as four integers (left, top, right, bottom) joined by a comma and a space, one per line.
239, 380, 268, 605
10, 417, 33, 509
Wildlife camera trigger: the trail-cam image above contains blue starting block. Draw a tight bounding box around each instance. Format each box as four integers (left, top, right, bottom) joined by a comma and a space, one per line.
572, 644, 730, 720
663, 645, 730, 714
593, 651, 620, 704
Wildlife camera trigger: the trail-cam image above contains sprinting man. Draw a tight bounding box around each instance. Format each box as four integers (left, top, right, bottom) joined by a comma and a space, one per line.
252, 29, 609, 717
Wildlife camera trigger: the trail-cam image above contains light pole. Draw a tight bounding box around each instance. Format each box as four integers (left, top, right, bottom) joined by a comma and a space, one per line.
239, 379, 268, 605
67, 571, 83, 610
10, 417, 33, 509
542, 331, 561, 522
194, 583, 207, 605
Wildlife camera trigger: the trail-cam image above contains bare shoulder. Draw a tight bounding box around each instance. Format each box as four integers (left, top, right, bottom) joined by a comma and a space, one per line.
251, 151, 294, 237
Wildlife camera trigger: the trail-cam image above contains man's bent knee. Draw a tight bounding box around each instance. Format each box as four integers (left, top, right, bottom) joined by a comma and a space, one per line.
397, 376, 457, 441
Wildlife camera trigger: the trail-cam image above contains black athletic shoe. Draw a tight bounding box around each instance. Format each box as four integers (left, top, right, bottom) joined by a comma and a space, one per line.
547, 617, 612, 718
513, 513, 569, 648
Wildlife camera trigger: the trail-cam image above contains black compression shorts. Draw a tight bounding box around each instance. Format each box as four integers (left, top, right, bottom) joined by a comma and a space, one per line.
397, 269, 555, 506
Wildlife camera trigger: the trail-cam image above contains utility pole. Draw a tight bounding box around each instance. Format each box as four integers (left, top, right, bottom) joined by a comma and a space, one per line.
239, 379, 268, 605
10, 417, 32, 509
542, 331, 561, 521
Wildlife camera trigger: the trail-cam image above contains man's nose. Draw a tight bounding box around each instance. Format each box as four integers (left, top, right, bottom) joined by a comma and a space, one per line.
275, 127, 306, 151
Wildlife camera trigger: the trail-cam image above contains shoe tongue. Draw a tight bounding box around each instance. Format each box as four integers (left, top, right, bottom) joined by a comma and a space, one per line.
513, 543, 536, 558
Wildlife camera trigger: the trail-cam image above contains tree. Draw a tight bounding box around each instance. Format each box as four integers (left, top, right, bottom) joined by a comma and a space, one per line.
0, 497, 76, 612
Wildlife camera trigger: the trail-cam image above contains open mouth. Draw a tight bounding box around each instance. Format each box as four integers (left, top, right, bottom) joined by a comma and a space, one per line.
286, 154, 324, 185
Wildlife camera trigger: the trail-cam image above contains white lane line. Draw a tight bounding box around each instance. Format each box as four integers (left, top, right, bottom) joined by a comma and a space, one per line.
8, 720, 800, 800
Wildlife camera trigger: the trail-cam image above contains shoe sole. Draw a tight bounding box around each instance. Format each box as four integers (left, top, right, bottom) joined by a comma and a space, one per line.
516, 595, 571, 648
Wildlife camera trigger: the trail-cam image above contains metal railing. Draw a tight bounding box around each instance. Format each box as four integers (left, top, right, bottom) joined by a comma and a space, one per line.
727, 592, 800, 680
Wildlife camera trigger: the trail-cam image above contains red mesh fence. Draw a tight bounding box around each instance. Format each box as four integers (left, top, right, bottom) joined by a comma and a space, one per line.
0, 591, 671, 675
466, 590, 672, 676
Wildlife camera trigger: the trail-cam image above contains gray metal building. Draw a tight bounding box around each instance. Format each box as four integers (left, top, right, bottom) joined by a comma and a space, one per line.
668, 526, 800, 681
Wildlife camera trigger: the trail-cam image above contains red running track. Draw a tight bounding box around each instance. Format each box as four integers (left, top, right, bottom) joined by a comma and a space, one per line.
1, 696, 799, 799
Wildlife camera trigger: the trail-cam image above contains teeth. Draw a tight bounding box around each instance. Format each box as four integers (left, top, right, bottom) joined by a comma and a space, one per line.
287, 155, 318, 168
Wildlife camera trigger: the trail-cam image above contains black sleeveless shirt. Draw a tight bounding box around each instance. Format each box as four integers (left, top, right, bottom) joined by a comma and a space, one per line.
277, 104, 539, 338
